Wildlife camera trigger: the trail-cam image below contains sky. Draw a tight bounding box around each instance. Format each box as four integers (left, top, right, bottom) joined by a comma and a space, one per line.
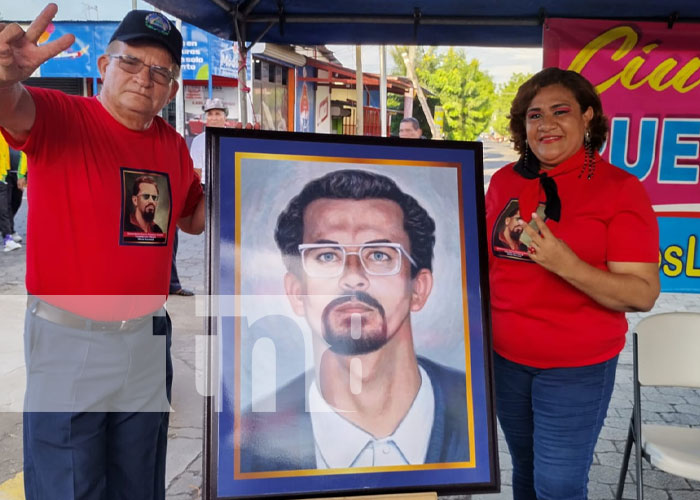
1, 1, 154, 21
327, 45, 542, 86
3, 1, 542, 85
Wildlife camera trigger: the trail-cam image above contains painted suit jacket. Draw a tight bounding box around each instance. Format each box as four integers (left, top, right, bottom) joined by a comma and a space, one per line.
239, 356, 470, 472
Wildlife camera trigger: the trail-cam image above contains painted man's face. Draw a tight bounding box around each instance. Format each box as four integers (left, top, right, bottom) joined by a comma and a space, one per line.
133, 182, 159, 222
284, 198, 432, 356
504, 209, 523, 242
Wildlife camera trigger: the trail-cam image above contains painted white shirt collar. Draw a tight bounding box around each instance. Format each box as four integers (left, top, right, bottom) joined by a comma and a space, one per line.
308, 365, 435, 469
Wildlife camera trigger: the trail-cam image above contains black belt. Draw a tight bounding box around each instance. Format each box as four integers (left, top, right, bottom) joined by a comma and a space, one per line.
28, 297, 155, 332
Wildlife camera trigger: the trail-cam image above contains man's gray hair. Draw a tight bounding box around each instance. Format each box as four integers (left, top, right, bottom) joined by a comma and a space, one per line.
400, 117, 420, 130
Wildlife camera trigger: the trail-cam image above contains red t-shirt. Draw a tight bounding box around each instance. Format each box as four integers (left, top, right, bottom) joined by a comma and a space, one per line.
1, 87, 203, 320
486, 151, 658, 368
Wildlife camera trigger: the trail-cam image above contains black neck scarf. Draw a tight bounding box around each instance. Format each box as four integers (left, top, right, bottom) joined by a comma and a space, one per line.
512, 146, 588, 222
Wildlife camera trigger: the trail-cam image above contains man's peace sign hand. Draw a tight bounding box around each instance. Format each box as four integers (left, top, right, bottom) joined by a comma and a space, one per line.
0, 4, 75, 88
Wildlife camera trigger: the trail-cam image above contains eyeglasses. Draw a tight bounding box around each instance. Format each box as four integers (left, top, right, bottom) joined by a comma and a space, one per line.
138, 193, 159, 201
297, 243, 418, 278
109, 54, 175, 85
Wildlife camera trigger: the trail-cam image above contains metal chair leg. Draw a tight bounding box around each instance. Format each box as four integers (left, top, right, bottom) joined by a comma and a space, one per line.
634, 413, 643, 499
633, 334, 644, 500
615, 420, 634, 499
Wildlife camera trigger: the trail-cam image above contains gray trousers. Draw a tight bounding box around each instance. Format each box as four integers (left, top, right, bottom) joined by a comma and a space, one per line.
23, 302, 173, 500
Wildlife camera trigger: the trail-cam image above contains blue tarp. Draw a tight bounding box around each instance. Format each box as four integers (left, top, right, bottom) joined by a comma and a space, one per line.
39, 21, 237, 80
144, 0, 700, 47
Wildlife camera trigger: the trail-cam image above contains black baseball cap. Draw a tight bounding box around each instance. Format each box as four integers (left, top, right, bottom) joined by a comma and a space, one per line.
109, 10, 182, 66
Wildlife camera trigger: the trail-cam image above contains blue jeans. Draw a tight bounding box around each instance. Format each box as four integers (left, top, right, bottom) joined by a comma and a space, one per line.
494, 352, 618, 500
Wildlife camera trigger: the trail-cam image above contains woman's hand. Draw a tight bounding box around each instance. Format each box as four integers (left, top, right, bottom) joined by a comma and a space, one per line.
520, 212, 578, 274
520, 212, 660, 312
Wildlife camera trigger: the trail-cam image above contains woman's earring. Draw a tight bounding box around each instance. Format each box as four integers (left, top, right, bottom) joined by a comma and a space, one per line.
580, 130, 596, 180
524, 139, 529, 170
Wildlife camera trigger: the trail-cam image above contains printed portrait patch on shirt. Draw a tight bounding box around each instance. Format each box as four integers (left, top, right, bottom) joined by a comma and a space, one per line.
491, 199, 543, 262
120, 168, 172, 246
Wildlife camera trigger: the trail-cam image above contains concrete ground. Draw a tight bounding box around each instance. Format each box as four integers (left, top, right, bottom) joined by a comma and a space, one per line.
1, 140, 699, 499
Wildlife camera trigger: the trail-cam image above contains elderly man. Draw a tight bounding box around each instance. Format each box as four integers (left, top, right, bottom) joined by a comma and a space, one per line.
0, 4, 204, 499
398, 116, 424, 138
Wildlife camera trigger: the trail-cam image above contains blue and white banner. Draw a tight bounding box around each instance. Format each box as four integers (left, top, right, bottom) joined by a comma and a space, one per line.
38, 20, 239, 81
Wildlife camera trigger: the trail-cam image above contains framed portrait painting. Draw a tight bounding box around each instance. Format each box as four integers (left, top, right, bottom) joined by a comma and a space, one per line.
203, 129, 498, 499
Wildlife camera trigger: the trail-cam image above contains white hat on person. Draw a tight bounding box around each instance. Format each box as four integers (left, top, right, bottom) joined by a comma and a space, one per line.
203, 98, 228, 115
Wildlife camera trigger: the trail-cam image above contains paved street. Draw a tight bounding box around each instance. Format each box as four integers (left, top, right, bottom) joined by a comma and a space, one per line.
1, 140, 699, 499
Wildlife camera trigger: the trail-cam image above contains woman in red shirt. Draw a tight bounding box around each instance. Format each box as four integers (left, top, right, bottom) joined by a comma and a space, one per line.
486, 68, 660, 499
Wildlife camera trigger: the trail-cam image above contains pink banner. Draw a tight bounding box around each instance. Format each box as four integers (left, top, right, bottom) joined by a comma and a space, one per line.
543, 18, 700, 215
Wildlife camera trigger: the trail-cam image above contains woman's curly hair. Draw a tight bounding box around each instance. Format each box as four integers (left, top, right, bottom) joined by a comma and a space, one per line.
509, 68, 609, 156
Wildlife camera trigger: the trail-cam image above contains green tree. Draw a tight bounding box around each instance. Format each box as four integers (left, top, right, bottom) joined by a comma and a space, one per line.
387, 46, 438, 138
387, 93, 440, 138
490, 72, 532, 138
389, 46, 440, 78
420, 48, 494, 141
390, 47, 495, 141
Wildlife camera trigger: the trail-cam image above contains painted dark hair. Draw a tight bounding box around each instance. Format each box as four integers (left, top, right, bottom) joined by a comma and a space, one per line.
496, 201, 520, 236
274, 169, 435, 278
509, 67, 609, 156
132, 175, 159, 196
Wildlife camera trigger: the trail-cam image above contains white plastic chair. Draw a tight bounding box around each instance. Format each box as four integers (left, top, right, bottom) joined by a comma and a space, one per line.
615, 312, 700, 499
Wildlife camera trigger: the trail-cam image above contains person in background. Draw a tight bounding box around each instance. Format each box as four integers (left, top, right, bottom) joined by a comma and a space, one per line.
0, 135, 27, 247
398, 117, 423, 139
485, 67, 660, 499
0, 5, 204, 499
169, 98, 228, 297
0, 134, 24, 251
189, 97, 227, 184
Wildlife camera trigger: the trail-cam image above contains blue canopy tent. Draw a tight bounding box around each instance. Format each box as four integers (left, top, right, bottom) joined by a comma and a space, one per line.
144, 0, 699, 47
145, 0, 699, 125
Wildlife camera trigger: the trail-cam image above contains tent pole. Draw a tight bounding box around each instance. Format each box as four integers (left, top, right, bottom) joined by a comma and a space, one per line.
379, 45, 387, 137
355, 46, 363, 136
175, 19, 185, 137
403, 46, 439, 139
238, 46, 248, 125
233, 6, 249, 126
